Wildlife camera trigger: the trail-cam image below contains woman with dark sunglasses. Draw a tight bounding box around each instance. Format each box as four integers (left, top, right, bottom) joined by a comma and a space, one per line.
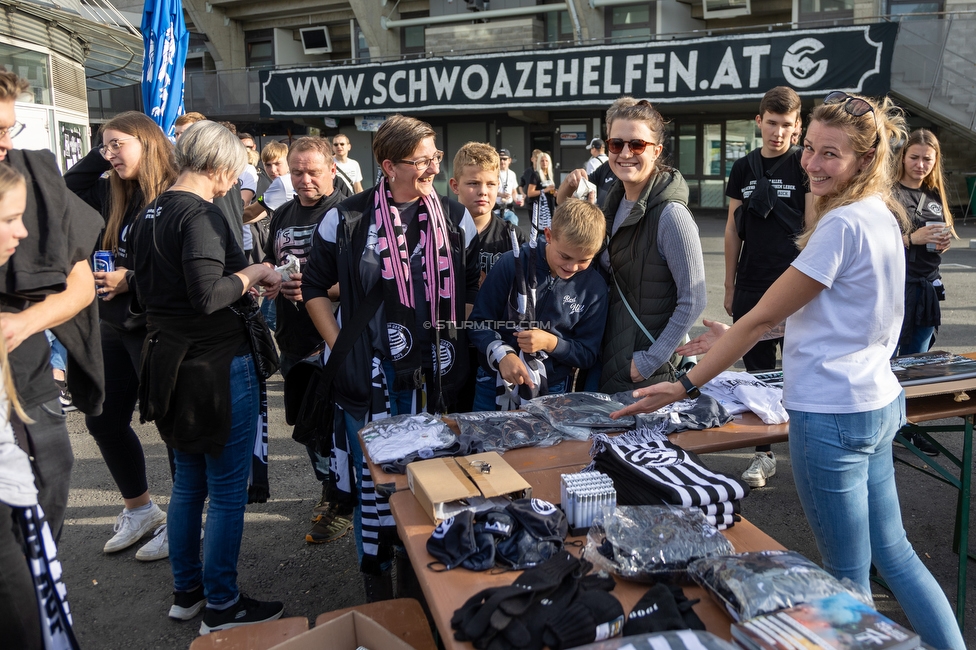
613, 92, 964, 650
560, 97, 706, 393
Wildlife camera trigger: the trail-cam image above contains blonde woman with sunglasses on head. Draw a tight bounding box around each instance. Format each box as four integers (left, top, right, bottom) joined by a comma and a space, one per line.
560, 97, 706, 393
613, 92, 965, 650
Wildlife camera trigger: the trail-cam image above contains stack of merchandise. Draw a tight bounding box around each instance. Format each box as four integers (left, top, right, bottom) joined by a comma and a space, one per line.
573, 630, 738, 650
589, 431, 749, 529
687, 550, 873, 622
731, 591, 920, 649
585, 505, 735, 583
523, 392, 635, 439
452, 410, 566, 453
699, 371, 788, 425
450, 552, 625, 650
610, 392, 733, 434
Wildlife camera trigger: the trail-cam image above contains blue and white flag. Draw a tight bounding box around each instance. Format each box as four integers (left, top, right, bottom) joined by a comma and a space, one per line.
141, 0, 188, 139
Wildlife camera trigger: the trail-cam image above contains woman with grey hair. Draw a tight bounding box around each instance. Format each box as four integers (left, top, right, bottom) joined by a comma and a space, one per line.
129, 121, 284, 634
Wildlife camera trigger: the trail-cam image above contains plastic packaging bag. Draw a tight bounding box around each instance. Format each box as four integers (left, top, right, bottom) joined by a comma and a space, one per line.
687, 550, 872, 621
524, 392, 635, 439
452, 410, 563, 451
585, 505, 735, 583
361, 413, 455, 464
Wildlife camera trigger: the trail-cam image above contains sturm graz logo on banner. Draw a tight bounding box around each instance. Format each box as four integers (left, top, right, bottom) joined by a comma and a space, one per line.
261, 23, 896, 117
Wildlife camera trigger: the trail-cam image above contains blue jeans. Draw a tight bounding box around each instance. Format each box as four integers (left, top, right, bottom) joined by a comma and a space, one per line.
45, 331, 66, 372
787, 393, 964, 649
169, 355, 259, 607
472, 365, 567, 412
896, 325, 935, 356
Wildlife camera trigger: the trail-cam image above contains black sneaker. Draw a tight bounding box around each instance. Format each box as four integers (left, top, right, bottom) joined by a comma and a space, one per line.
169, 584, 206, 621
55, 379, 77, 413
896, 431, 940, 457
199, 595, 284, 634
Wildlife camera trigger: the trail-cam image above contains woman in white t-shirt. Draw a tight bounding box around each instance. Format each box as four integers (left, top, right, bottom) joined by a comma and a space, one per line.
612, 93, 964, 650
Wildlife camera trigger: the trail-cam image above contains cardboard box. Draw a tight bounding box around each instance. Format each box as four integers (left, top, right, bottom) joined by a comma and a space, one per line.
270, 611, 413, 650
407, 451, 531, 523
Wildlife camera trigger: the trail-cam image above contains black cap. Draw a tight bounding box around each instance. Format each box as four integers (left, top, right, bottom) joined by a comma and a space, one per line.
588, 138, 605, 150
498, 148, 512, 158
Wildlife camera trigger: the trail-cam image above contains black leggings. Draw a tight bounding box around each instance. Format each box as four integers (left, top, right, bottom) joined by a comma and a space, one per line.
84, 322, 172, 499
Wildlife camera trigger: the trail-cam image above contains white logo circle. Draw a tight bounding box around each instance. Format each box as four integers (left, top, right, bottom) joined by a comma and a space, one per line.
531, 499, 557, 516
928, 202, 943, 216
431, 516, 454, 540
782, 38, 828, 88
623, 447, 681, 467
388, 323, 412, 361
433, 340, 455, 376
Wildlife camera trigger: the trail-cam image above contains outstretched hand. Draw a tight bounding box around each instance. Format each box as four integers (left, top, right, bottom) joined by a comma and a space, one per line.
610, 380, 686, 419
675, 319, 730, 357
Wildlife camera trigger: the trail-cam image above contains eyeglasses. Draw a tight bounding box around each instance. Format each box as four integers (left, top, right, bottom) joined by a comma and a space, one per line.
395, 151, 444, 171
0, 122, 25, 140
823, 91, 880, 145
607, 138, 656, 155
98, 137, 137, 158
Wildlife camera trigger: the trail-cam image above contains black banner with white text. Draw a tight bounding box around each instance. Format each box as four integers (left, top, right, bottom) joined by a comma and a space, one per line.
260, 23, 897, 117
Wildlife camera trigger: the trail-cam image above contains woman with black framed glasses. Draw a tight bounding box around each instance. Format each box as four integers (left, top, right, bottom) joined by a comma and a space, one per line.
613, 93, 965, 650
560, 97, 706, 393
302, 114, 480, 601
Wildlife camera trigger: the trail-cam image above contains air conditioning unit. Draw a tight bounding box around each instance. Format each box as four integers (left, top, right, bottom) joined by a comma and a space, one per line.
300, 26, 332, 55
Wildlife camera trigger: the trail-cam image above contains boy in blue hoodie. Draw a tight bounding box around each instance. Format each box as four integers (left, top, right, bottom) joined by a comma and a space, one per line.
469, 198, 608, 411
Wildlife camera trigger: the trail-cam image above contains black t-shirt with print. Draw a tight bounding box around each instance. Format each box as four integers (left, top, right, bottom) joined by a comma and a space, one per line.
477, 215, 526, 277
588, 160, 618, 209
895, 183, 946, 280
726, 149, 808, 291
263, 190, 344, 357
130, 191, 248, 318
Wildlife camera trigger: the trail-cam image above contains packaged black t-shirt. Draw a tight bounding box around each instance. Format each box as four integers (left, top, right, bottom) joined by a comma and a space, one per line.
263, 191, 343, 357
726, 150, 807, 291
130, 191, 248, 318
477, 215, 525, 276
895, 183, 945, 279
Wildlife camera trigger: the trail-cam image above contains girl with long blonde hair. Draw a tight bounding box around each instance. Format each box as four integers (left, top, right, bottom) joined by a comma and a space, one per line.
614, 93, 965, 650
63, 111, 178, 561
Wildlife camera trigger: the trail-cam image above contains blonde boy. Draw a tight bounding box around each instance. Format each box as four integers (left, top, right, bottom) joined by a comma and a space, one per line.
469, 199, 608, 410
450, 142, 525, 278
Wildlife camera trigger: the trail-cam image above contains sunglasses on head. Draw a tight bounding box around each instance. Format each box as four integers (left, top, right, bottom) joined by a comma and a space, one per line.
824, 91, 881, 146
607, 138, 656, 155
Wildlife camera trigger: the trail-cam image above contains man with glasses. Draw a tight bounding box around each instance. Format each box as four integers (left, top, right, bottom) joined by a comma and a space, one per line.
495, 148, 520, 226
0, 69, 104, 648
331, 134, 363, 195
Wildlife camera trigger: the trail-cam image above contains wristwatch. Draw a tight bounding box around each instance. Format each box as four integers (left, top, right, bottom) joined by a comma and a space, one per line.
678, 374, 701, 399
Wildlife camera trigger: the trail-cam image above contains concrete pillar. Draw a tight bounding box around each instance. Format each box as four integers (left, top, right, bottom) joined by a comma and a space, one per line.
351, 3, 401, 60
183, 0, 246, 69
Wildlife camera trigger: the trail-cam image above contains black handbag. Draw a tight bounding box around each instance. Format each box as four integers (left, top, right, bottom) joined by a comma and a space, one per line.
229, 294, 280, 380
288, 284, 385, 449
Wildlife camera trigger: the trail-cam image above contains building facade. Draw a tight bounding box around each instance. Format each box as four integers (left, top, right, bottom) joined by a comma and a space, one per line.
103, 0, 976, 210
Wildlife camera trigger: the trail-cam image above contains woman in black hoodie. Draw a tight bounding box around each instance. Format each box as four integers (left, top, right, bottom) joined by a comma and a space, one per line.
65, 111, 177, 560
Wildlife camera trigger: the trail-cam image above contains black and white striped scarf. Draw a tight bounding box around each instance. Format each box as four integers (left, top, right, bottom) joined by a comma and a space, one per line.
16, 504, 79, 650
247, 381, 270, 503
492, 199, 551, 410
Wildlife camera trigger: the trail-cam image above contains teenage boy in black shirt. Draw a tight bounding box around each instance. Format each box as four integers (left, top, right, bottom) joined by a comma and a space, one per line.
261, 137, 349, 544
724, 86, 812, 489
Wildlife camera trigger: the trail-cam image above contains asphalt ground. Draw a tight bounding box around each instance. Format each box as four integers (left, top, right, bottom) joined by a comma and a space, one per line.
58, 210, 976, 648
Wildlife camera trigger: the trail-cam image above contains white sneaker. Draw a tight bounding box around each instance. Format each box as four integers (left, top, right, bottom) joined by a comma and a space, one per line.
137, 524, 205, 562
103, 503, 167, 553
135, 524, 169, 561
741, 452, 776, 488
